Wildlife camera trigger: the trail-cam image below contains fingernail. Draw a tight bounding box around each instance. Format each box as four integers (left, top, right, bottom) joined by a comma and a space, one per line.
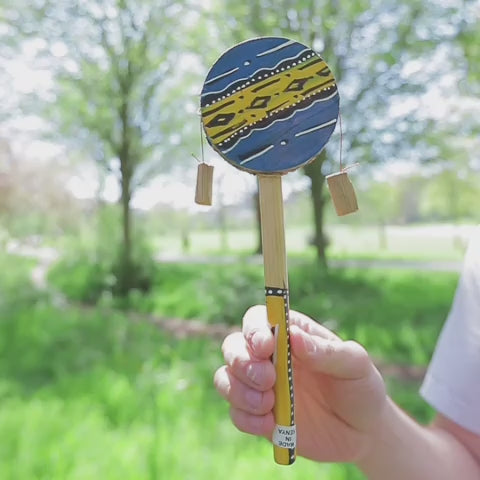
247, 363, 260, 384
251, 331, 268, 351
246, 389, 262, 408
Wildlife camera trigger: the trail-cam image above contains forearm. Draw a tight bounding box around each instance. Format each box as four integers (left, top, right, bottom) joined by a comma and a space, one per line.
358, 397, 480, 480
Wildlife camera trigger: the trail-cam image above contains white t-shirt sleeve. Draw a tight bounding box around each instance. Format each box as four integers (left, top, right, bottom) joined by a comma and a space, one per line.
420, 228, 480, 434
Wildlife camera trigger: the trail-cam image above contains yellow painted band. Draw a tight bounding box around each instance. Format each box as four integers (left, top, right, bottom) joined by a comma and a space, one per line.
202, 60, 335, 145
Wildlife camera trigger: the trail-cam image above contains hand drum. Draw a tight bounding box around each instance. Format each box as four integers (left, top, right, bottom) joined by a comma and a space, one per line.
201, 36, 339, 174
200, 37, 339, 465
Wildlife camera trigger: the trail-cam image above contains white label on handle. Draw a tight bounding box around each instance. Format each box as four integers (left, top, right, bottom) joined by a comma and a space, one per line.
272, 424, 296, 449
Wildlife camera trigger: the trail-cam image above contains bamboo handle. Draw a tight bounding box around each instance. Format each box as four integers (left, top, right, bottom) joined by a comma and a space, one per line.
258, 175, 296, 466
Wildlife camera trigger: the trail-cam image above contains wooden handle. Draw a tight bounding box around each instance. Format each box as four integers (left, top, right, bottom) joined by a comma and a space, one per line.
258, 175, 296, 466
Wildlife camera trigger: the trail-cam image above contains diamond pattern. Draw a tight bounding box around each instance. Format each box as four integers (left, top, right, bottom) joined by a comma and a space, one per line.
284, 78, 310, 92
247, 96, 271, 109
206, 112, 235, 128
316, 68, 331, 77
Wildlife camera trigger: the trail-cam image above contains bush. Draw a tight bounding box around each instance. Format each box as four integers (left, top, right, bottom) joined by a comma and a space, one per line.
0, 252, 42, 309
48, 206, 156, 303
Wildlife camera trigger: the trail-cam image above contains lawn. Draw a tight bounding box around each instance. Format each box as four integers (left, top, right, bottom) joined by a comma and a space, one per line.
2, 251, 461, 479
0, 293, 361, 479
50, 259, 457, 366
155, 224, 474, 261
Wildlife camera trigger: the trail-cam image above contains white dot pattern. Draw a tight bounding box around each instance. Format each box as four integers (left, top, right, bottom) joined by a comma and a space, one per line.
265, 286, 296, 462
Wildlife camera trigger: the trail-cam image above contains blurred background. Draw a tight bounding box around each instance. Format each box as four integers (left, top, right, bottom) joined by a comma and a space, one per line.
0, 0, 479, 478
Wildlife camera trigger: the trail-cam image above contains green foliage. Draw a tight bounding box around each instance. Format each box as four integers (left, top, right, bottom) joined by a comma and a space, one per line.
48, 206, 156, 303
13, 0, 200, 175
0, 262, 363, 479
356, 181, 403, 225
48, 252, 112, 304
149, 263, 265, 323
203, 0, 479, 262
387, 379, 434, 424
0, 252, 37, 306
0, 253, 443, 479
356, 171, 480, 226
419, 163, 480, 222
456, 0, 480, 88
209, 0, 468, 168
50, 253, 457, 366
51, 257, 265, 324
289, 265, 457, 365
7, 0, 204, 294
0, 154, 83, 240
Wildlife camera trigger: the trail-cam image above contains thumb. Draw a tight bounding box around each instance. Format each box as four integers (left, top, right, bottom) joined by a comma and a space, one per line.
290, 325, 371, 380
242, 305, 275, 360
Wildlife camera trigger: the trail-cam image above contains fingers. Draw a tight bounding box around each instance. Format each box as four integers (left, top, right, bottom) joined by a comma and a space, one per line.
241, 305, 338, 359
289, 309, 340, 341
242, 305, 275, 359
228, 305, 364, 382
221, 331, 275, 391
216, 320, 276, 439
229, 407, 275, 438
214, 365, 275, 416
290, 325, 371, 380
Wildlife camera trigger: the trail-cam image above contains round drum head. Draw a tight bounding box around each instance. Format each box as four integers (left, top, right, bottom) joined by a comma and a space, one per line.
200, 37, 339, 174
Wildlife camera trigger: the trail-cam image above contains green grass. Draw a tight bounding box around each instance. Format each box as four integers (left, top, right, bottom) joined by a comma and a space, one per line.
289, 265, 457, 366
155, 224, 473, 261
6, 251, 454, 479
50, 253, 458, 366
50, 258, 458, 363
51, 260, 455, 367
0, 291, 364, 479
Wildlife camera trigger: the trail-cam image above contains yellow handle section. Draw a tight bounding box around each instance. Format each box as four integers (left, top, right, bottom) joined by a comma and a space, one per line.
265, 288, 296, 465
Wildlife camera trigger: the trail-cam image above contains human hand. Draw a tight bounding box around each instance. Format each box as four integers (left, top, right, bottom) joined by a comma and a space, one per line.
214, 305, 387, 464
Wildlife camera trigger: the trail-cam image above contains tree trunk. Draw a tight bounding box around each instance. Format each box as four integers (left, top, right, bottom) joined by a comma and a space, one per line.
253, 181, 262, 255
181, 227, 190, 253
121, 177, 132, 264
304, 152, 328, 268
118, 159, 133, 295
117, 90, 134, 296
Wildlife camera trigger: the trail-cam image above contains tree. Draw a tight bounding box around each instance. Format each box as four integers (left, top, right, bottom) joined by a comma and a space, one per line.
0, 140, 82, 238
207, 0, 471, 265
456, 0, 480, 89
9, 0, 199, 294
418, 136, 480, 223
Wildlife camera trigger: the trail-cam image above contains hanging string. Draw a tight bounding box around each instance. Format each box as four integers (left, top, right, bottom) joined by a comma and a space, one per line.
192, 117, 206, 164
200, 117, 205, 164
339, 111, 344, 172
338, 112, 359, 173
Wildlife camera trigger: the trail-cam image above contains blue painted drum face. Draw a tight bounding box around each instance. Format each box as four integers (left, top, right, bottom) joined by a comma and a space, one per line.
200, 37, 339, 174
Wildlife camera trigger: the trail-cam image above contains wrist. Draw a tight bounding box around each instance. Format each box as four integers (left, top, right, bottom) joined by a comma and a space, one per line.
355, 398, 480, 480
355, 396, 398, 471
